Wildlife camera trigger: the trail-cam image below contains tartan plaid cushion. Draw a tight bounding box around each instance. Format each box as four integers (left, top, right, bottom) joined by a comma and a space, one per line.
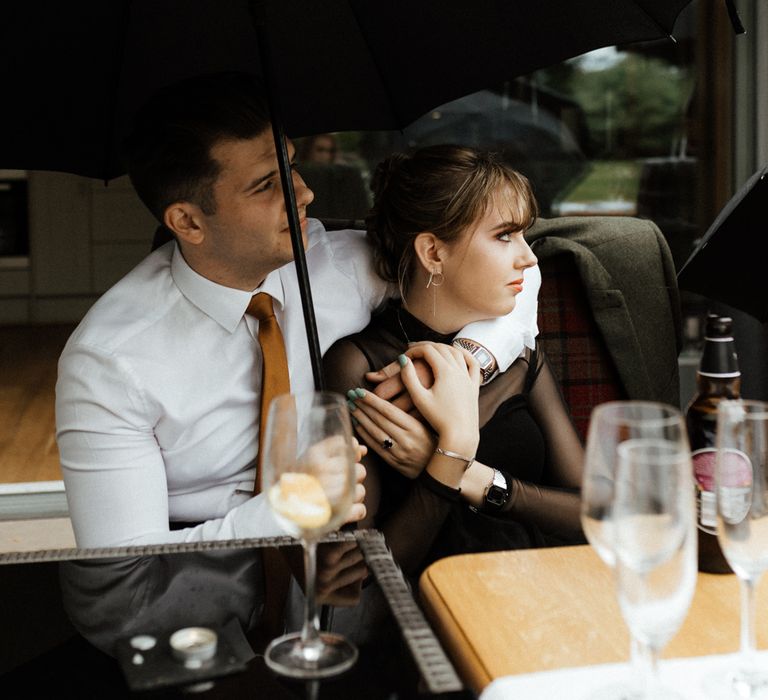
538, 254, 624, 441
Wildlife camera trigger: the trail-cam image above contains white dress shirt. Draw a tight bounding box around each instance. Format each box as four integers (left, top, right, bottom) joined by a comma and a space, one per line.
56, 219, 540, 547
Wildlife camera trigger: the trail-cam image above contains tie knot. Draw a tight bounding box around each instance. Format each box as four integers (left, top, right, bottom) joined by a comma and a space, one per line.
246, 293, 275, 321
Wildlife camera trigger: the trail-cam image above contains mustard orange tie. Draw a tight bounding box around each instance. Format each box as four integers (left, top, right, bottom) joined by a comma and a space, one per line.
247, 292, 291, 495
246, 293, 293, 640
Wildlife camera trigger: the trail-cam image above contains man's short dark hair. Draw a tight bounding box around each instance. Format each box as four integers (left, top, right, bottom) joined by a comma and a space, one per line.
123, 72, 271, 223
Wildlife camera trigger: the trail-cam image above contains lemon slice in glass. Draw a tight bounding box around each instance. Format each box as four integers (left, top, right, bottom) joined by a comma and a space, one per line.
269, 472, 332, 530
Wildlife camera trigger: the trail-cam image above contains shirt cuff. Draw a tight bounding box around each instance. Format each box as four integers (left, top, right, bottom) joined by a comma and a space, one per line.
454, 264, 540, 372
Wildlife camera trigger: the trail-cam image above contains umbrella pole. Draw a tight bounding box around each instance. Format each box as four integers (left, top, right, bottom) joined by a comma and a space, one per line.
251, 1, 334, 636
252, 14, 324, 393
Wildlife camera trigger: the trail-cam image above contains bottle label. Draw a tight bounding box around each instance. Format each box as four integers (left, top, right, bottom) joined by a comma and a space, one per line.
692, 448, 717, 533
718, 448, 752, 525
692, 447, 752, 533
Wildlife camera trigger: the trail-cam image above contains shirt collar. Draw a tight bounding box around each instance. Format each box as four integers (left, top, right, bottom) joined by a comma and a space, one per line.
257, 270, 285, 311
171, 244, 286, 333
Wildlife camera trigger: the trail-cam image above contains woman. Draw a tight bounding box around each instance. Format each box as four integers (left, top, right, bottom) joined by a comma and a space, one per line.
323, 145, 585, 576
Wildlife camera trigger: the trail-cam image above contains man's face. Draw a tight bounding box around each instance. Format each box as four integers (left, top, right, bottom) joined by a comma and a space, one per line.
194, 129, 314, 290
308, 135, 337, 164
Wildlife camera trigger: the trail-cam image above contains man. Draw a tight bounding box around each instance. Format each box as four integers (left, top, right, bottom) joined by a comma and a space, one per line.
56, 72, 540, 548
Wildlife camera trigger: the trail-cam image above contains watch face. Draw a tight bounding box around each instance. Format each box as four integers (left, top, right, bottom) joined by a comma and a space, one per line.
486, 485, 507, 507
474, 347, 492, 367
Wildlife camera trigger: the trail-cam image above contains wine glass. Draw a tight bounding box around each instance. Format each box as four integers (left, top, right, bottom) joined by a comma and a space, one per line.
613, 437, 697, 699
581, 401, 693, 699
261, 390, 358, 679
713, 399, 768, 697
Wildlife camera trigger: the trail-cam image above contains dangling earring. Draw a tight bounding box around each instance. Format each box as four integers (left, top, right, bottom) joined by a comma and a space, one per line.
426, 269, 444, 289
426, 269, 444, 316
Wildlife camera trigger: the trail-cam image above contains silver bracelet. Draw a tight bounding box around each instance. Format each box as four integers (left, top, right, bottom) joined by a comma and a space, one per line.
434, 447, 475, 471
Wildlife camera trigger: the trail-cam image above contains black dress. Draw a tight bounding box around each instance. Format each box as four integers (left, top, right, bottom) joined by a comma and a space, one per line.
323, 302, 585, 576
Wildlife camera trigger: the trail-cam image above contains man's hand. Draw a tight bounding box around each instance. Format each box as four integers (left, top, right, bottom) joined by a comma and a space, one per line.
300, 436, 366, 525
364, 344, 435, 413
344, 442, 367, 525
316, 540, 368, 607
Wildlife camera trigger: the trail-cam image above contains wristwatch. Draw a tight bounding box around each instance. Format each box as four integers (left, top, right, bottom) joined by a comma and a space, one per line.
483, 469, 510, 513
452, 338, 499, 385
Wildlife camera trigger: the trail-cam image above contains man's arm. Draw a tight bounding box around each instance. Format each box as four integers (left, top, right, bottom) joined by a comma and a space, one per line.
324, 223, 541, 405
365, 265, 541, 404
325, 223, 541, 373
56, 344, 283, 548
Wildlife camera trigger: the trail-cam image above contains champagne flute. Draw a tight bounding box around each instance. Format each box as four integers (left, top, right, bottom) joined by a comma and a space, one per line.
714, 399, 768, 697
261, 390, 358, 679
581, 401, 693, 699
613, 437, 697, 700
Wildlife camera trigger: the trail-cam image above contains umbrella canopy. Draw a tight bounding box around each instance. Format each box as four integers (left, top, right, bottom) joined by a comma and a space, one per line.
677, 163, 768, 322
2, 0, 694, 180
0, 0, 695, 387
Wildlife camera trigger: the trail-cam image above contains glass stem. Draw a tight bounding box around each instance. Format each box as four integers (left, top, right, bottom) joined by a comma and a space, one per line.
629, 634, 640, 670
739, 575, 760, 670
637, 638, 660, 698
301, 539, 321, 650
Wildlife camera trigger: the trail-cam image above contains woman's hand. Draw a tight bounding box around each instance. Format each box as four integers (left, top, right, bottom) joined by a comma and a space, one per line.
399, 342, 481, 456
346, 388, 437, 478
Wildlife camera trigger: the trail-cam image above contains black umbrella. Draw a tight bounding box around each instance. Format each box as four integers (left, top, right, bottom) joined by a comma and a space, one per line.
677, 163, 768, 322
0, 0, 699, 178
1, 0, 698, 386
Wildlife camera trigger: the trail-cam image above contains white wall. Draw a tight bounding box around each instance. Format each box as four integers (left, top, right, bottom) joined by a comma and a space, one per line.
0, 173, 156, 324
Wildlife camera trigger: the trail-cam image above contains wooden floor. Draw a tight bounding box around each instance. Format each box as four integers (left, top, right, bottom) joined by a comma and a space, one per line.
0, 324, 75, 483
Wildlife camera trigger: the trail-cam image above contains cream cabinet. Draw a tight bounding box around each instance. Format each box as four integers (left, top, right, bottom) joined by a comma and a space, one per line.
7, 172, 157, 323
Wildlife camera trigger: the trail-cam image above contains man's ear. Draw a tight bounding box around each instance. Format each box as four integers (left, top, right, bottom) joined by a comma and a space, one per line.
164, 202, 205, 246
413, 232, 447, 270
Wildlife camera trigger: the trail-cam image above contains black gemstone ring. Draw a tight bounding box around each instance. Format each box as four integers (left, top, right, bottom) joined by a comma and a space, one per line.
382, 437, 394, 450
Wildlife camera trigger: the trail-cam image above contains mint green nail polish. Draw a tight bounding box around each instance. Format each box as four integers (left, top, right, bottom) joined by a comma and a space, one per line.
346, 389, 357, 401
398, 354, 407, 367
351, 415, 359, 427
347, 400, 357, 412
354, 388, 366, 398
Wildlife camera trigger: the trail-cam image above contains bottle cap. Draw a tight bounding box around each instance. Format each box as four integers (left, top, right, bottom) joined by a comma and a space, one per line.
700, 315, 740, 378
704, 315, 733, 340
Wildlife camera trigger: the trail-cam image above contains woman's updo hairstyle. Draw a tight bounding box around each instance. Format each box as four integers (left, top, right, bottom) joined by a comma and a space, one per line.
365, 144, 538, 297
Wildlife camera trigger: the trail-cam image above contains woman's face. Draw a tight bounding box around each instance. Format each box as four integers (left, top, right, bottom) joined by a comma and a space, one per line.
438, 185, 538, 323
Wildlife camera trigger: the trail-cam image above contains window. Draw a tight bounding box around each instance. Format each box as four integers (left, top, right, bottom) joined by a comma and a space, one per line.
296, 1, 734, 347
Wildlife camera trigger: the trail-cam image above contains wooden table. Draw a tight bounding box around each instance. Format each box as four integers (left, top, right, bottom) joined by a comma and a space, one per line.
419, 545, 768, 695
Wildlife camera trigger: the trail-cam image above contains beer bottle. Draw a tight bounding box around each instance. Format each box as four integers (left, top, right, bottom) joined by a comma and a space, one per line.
685, 314, 740, 573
